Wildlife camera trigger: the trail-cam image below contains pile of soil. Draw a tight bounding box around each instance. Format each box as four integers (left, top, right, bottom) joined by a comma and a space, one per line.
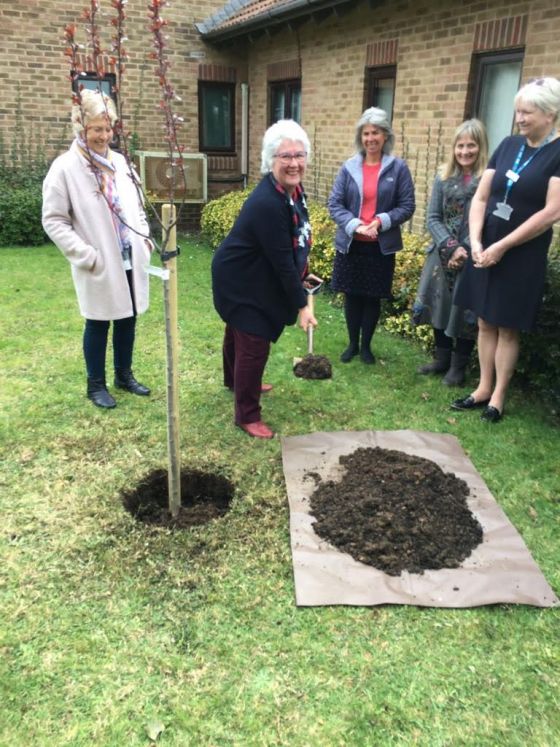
122, 468, 234, 529
293, 354, 333, 380
308, 447, 483, 576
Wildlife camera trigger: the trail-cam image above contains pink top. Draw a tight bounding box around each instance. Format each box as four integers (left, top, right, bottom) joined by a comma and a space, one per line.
356, 162, 381, 241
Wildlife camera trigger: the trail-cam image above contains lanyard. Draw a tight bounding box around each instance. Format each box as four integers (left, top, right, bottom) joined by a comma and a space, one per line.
503, 130, 557, 203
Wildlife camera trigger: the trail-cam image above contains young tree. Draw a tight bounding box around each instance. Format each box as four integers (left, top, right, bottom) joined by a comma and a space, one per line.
64, 0, 186, 516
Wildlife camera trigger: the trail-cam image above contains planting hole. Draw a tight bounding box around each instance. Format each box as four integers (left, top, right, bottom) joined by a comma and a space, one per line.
122, 468, 234, 529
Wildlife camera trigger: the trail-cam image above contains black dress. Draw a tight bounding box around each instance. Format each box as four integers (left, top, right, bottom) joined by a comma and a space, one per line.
456, 135, 560, 331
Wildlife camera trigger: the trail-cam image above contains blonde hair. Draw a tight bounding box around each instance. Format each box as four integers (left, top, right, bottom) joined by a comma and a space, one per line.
514, 76, 560, 123
441, 118, 488, 180
71, 88, 118, 136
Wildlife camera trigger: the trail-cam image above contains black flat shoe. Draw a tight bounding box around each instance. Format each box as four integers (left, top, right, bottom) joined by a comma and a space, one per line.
340, 346, 359, 363
114, 369, 151, 396
360, 349, 376, 365
450, 395, 490, 411
480, 405, 502, 423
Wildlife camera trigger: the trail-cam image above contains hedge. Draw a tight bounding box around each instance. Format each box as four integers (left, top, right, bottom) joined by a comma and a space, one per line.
0, 184, 47, 246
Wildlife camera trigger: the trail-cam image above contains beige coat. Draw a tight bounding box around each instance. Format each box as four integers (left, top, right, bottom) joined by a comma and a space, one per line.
42, 141, 152, 320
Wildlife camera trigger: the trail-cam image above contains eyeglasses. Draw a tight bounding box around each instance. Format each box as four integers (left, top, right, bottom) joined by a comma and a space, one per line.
528, 77, 546, 86
274, 151, 307, 164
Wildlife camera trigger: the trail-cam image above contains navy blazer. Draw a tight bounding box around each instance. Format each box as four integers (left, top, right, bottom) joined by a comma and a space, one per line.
211, 175, 309, 343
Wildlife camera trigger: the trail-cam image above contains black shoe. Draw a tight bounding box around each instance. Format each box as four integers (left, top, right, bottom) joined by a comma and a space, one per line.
340, 345, 359, 363
360, 348, 376, 364
87, 379, 116, 409
450, 395, 490, 411
114, 369, 151, 396
480, 405, 502, 423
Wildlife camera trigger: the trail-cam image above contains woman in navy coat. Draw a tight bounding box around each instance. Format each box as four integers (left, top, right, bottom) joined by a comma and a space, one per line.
212, 120, 317, 439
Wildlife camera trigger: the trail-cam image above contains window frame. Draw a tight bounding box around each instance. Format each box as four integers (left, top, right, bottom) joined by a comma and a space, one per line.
268, 79, 302, 125
198, 80, 236, 154
364, 65, 397, 120
465, 48, 524, 133
72, 72, 117, 104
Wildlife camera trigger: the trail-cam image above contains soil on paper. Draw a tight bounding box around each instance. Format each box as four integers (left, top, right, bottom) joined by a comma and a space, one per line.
308, 447, 483, 576
122, 468, 234, 529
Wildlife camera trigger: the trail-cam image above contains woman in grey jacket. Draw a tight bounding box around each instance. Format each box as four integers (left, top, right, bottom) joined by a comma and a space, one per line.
412, 119, 488, 386
328, 107, 415, 363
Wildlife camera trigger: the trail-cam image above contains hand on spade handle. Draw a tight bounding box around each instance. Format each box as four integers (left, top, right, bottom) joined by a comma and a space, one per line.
298, 273, 322, 333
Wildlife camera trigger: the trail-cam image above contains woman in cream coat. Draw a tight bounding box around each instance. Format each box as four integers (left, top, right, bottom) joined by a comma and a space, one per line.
42, 89, 153, 408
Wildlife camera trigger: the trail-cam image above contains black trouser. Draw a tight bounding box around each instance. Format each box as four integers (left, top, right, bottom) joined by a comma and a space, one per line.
433, 328, 475, 355
83, 316, 136, 380
344, 294, 381, 351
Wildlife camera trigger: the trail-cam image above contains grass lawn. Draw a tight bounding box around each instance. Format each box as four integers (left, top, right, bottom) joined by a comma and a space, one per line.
1, 238, 559, 747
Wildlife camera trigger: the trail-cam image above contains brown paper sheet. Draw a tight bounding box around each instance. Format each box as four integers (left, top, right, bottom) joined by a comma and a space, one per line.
281, 430, 559, 608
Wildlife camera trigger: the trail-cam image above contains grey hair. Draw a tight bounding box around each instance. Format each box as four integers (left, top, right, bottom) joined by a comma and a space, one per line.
514, 76, 560, 123
71, 88, 118, 136
355, 106, 394, 154
260, 119, 311, 174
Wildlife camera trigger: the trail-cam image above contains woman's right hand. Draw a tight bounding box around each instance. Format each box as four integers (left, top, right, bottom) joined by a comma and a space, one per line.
298, 305, 317, 331
470, 239, 484, 265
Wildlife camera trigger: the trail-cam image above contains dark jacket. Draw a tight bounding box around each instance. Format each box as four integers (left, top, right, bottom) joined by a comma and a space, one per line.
211, 175, 309, 343
328, 152, 415, 255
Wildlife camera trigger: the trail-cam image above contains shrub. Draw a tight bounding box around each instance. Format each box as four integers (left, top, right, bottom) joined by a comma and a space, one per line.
517, 249, 560, 411
383, 231, 432, 349
0, 185, 46, 246
200, 186, 253, 248
0, 126, 50, 247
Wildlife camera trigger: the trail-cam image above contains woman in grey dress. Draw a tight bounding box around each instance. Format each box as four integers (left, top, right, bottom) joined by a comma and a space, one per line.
413, 119, 488, 386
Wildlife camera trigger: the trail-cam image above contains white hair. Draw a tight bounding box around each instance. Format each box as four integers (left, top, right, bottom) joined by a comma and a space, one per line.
514, 77, 560, 123
355, 106, 395, 154
260, 119, 311, 174
71, 88, 118, 136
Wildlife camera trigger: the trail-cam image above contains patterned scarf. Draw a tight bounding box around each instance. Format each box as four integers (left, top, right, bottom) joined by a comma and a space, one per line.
269, 173, 312, 278
76, 138, 132, 267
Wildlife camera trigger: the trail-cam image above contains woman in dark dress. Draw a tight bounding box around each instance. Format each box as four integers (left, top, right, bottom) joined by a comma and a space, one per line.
413, 119, 488, 386
328, 107, 415, 364
212, 120, 317, 439
452, 77, 560, 421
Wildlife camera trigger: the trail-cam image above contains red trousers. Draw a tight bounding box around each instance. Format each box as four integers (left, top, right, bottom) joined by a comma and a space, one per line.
222, 325, 270, 424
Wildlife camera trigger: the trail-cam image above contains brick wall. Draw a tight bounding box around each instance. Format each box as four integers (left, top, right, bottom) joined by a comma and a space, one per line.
242, 0, 560, 227
2, 0, 559, 230
0, 0, 240, 179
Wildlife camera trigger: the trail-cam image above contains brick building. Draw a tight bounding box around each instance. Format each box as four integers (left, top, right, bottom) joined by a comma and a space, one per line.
1, 0, 559, 227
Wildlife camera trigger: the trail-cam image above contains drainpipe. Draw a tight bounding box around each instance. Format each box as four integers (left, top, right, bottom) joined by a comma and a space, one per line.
241, 83, 249, 189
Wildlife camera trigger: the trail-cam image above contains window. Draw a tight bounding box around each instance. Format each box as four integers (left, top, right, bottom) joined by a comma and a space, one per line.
467, 51, 523, 154
72, 72, 117, 104
365, 66, 396, 120
198, 82, 235, 153
269, 80, 301, 124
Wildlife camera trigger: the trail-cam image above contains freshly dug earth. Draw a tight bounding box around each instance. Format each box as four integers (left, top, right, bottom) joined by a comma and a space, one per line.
293, 354, 333, 379
122, 468, 234, 529
308, 447, 483, 576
